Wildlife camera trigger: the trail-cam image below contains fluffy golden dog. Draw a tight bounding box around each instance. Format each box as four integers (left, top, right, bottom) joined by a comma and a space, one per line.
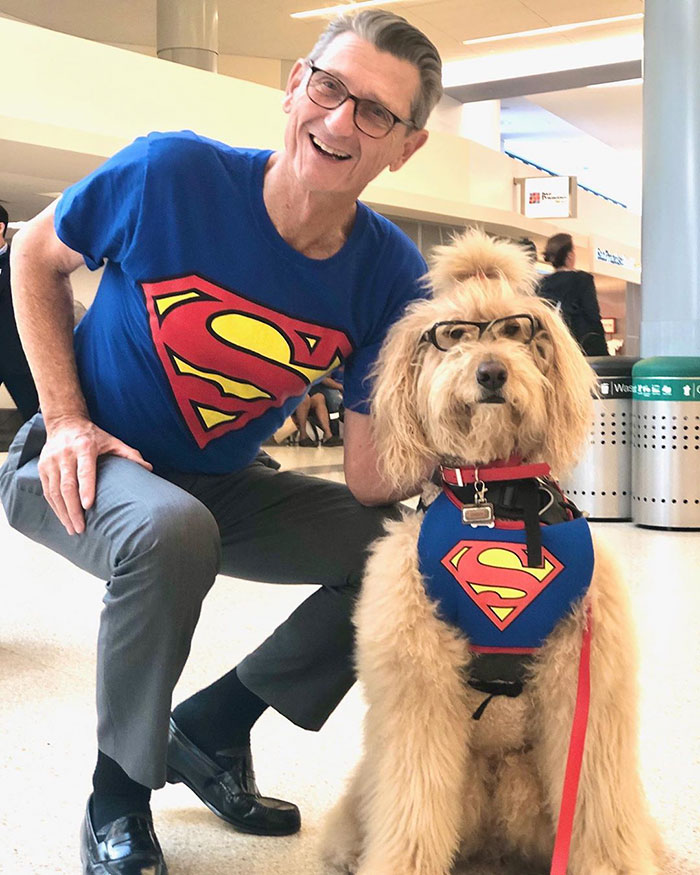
321, 231, 662, 875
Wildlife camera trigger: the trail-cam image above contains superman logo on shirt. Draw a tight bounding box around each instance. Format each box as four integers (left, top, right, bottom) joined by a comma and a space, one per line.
441, 540, 564, 631
141, 275, 353, 448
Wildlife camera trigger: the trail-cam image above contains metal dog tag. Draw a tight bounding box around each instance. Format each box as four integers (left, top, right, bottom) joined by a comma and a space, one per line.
462, 502, 495, 527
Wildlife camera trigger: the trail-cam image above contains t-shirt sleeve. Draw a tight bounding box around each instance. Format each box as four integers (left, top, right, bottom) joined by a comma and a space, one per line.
54, 136, 150, 271
343, 247, 428, 415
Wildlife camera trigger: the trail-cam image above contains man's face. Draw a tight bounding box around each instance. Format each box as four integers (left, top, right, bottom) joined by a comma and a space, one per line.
282, 32, 429, 198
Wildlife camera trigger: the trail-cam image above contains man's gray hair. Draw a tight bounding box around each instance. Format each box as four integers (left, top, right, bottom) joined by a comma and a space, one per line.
308, 10, 443, 130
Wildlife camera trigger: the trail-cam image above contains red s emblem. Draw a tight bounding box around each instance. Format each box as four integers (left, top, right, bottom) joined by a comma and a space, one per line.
141, 275, 353, 448
441, 540, 564, 630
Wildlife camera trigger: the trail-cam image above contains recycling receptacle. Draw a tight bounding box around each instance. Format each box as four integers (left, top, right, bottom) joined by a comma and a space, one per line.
631, 356, 700, 528
560, 356, 638, 521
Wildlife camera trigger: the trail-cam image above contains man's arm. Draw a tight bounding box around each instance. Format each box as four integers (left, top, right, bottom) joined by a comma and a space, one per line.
11, 201, 151, 535
343, 409, 430, 506
321, 376, 343, 391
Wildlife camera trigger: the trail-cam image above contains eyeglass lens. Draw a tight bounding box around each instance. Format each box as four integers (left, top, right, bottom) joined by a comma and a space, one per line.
307, 69, 395, 137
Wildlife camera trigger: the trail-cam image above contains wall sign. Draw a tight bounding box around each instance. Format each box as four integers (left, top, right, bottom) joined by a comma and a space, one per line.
594, 247, 638, 271
519, 176, 577, 219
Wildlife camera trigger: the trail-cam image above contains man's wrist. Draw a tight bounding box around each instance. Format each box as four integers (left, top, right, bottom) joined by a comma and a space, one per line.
43, 409, 91, 433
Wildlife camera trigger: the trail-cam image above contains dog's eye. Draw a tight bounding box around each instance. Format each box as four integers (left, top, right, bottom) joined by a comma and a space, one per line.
433, 323, 480, 349
488, 316, 534, 343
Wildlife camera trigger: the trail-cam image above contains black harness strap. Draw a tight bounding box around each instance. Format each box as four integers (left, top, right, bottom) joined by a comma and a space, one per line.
469, 679, 525, 720
521, 479, 543, 568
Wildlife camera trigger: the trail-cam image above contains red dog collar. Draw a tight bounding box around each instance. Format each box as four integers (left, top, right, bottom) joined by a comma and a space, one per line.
440, 456, 551, 487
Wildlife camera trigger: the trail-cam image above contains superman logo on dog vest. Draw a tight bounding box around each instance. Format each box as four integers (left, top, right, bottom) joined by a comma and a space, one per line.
141, 275, 353, 448
441, 541, 565, 631
418, 492, 593, 652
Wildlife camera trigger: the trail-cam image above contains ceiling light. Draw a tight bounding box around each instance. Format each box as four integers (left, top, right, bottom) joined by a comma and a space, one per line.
291, 0, 406, 19
462, 13, 643, 46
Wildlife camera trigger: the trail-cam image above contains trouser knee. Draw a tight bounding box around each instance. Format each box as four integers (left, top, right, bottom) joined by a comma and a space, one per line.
114, 494, 222, 606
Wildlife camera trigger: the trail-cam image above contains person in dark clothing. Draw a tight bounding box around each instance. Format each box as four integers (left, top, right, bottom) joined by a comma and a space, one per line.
537, 232, 608, 356
316, 366, 345, 442
0, 205, 39, 420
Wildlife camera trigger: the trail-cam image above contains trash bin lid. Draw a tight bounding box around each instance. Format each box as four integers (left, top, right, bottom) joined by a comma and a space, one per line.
587, 356, 639, 378
632, 356, 700, 402
632, 356, 700, 378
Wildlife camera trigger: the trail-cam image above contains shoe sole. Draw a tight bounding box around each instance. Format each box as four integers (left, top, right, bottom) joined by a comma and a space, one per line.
166, 766, 301, 837
82, 857, 168, 875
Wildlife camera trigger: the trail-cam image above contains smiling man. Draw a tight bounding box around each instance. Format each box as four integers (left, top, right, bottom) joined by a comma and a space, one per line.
0, 10, 442, 873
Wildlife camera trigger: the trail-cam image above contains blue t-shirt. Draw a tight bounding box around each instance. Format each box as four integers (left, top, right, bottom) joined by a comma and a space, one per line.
418, 492, 593, 652
55, 131, 427, 473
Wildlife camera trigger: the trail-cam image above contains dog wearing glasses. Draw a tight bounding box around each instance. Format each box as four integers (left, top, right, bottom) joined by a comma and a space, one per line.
321, 231, 661, 875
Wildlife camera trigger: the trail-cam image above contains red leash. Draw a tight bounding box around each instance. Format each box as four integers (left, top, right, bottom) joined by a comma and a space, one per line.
550, 605, 593, 875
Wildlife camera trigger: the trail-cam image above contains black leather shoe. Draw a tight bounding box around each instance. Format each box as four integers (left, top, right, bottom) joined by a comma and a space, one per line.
80, 797, 168, 874
166, 717, 301, 836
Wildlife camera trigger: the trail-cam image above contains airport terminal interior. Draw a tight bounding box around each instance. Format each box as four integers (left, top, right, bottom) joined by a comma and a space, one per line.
1, 0, 699, 873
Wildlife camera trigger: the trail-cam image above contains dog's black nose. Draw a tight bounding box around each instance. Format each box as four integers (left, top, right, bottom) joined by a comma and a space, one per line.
476, 360, 507, 392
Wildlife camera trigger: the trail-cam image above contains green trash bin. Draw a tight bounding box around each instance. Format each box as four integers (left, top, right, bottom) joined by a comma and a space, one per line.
631, 357, 700, 528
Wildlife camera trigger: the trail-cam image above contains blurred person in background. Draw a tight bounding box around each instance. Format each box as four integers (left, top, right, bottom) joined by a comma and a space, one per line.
0, 204, 39, 421
538, 232, 608, 356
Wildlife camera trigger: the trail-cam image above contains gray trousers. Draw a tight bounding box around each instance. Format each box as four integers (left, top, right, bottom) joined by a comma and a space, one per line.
0, 415, 400, 788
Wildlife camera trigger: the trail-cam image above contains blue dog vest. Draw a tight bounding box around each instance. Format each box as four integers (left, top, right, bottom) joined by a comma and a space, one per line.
418, 491, 594, 654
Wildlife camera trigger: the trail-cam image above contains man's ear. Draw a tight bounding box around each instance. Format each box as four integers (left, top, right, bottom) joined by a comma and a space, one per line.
282, 58, 307, 113
389, 128, 429, 172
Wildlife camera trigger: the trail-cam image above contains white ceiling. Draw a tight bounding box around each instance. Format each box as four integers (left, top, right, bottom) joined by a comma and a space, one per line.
0, 0, 644, 62
0, 0, 644, 222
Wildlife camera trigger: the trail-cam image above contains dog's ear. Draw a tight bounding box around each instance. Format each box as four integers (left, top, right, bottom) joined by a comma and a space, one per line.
531, 325, 555, 374
530, 302, 597, 476
370, 305, 435, 492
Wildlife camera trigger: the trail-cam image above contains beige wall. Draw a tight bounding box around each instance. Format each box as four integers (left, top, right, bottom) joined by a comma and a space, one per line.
3, 17, 639, 266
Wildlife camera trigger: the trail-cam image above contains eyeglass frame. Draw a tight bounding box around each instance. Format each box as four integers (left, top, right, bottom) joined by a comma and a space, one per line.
304, 60, 416, 139
421, 314, 542, 351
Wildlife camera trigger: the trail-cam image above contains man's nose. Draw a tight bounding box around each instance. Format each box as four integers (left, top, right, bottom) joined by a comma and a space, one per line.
323, 99, 356, 136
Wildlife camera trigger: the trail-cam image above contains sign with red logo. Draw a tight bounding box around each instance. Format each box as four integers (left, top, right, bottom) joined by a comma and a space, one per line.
520, 175, 577, 219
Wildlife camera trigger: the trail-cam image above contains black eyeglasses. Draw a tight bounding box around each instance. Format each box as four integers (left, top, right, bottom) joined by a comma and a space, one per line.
422, 314, 540, 351
305, 61, 415, 139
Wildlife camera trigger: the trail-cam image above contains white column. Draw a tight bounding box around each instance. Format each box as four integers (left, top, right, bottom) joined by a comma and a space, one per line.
157, 0, 219, 73
641, 0, 700, 354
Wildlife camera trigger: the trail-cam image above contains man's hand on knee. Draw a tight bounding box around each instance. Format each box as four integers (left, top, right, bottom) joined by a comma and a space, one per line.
38, 416, 152, 535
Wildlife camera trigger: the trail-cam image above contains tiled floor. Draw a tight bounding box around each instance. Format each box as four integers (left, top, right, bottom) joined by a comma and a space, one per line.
0, 445, 698, 874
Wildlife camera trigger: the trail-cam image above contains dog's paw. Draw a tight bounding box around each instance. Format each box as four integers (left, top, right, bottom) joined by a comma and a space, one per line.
321, 843, 360, 874
319, 802, 362, 873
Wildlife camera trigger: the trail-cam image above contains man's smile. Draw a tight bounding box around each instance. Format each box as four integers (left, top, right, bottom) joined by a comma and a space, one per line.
309, 134, 352, 160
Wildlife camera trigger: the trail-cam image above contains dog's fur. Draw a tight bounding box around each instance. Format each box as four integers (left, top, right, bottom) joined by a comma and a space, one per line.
321, 231, 663, 875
